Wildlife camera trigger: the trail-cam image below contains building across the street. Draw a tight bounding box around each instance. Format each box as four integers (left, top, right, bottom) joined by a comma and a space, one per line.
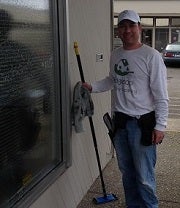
114, 0, 180, 51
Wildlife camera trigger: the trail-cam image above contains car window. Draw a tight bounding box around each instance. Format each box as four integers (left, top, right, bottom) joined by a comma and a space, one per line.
166, 44, 180, 51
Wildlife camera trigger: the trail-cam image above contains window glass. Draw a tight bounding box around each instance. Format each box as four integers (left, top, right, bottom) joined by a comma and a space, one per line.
141, 18, 153, 27
114, 27, 119, 38
141, 29, 153, 47
171, 29, 180, 43
156, 18, 169, 27
155, 28, 169, 51
114, 17, 118, 26
0, 1, 62, 207
166, 44, 180, 51
172, 18, 180, 27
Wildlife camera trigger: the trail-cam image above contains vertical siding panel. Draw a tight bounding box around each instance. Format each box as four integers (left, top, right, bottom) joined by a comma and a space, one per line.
49, 184, 67, 208
30, 185, 66, 208
57, 174, 76, 208
72, 134, 93, 192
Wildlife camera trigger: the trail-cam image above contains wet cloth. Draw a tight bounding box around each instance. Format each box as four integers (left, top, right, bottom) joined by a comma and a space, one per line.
72, 82, 94, 133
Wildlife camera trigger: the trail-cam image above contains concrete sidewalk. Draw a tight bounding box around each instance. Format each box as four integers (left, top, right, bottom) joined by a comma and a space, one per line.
77, 131, 180, 208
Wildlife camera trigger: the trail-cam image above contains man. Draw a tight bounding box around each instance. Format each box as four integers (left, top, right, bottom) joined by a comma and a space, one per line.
83, 10, 168, 208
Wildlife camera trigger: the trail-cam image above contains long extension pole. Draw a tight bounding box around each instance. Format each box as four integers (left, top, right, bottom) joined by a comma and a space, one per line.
73, 42, 117, 204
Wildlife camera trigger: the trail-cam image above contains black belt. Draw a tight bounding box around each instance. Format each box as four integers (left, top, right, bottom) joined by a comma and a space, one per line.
114, 112, 138, 120
114, 111, 155, 130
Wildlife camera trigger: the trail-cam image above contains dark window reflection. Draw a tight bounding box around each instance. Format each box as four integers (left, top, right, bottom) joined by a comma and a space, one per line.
0, 3, 60, 206
155, 28, 169, 52
142, 29, 153, 47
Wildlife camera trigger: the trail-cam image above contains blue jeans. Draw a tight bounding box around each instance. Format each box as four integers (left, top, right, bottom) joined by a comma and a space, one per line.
113, 119, 158, 208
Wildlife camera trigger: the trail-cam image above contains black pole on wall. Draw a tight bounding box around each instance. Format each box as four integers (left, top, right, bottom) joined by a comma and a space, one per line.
74, 42, 118, 205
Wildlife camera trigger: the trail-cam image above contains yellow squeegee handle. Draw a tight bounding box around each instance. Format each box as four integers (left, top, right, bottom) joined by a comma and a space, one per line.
74, 41, 79, 55
73, 41, 85, 82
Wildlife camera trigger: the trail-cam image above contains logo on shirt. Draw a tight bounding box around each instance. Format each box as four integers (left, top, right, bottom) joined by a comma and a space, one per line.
114, 59, 134, 76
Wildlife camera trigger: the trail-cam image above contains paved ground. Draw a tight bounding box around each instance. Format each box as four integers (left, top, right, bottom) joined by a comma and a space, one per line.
77, 131, 180, 208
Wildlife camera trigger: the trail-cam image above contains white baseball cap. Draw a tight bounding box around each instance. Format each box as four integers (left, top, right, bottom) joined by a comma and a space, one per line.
118, 10, 140, 24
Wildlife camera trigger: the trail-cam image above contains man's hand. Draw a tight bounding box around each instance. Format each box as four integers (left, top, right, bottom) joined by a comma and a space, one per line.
152, 129, 164, 144
82, 82, 92, 92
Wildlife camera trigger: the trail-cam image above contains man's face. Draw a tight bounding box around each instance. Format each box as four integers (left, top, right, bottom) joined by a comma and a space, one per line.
118, 20, 141, 47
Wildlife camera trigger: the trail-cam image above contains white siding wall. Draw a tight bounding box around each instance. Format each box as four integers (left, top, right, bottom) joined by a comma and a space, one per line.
30, 0, 112, 208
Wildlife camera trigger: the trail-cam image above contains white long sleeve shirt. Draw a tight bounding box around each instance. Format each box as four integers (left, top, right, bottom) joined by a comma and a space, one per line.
92, 44, 169, 131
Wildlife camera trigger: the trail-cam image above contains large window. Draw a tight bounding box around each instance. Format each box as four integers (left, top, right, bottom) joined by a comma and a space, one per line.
0, 1, 68, 207
141, 17, 153, 27
171, 18, 180, 43
172, 18, 180, 27
156, 18, 169, 27
155, 18, 169, 51
142, 29, 153, 47
171, 29, 180, 43
155, 28, 169, 51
